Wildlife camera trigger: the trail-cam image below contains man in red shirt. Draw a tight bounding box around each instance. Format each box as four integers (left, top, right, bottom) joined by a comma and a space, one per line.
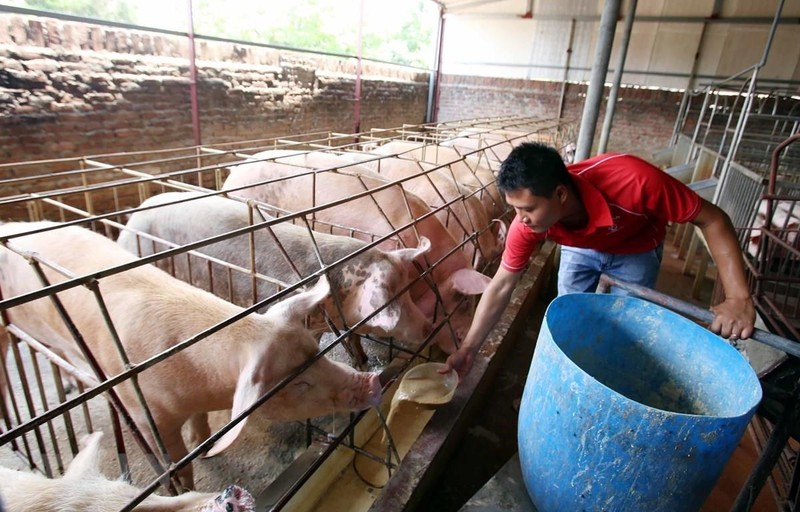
442, 142, 756, 378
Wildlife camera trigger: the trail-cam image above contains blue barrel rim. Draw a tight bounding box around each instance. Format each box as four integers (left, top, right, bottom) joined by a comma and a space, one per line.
540, 292, 762, 419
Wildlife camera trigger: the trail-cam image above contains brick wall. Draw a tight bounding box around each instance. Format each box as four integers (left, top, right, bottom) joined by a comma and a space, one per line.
0, 13, 430, 167
0, 13, 688, 183
436, 75, 683, 159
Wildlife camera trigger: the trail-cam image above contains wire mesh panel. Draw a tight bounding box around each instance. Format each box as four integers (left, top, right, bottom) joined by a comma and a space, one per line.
0, 117, 575, 510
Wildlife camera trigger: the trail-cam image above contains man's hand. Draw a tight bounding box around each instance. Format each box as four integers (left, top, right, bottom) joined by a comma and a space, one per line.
710, 296, 756, 340
439, 346, 478, 380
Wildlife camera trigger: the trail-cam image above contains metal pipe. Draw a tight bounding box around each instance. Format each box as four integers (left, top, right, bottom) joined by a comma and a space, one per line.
731, 381, 800, 512
556, 19, 576, 120
596, 274, 800, 358
443, 9, 799, 24
575, 0, 621, 162
353, 0, 364, 135
598, 0, 637, 154
430, 6, 447, 123
187, 0, 201, 147
714, 0, 786, 198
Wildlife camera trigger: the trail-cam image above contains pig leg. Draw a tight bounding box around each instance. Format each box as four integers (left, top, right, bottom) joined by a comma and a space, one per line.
186, 413, 212, 451
160, 426, 194, 491
0, 325, 9, 423
63, 431, 105, 479
134, 407, 195, 491
342, 333, 369, 369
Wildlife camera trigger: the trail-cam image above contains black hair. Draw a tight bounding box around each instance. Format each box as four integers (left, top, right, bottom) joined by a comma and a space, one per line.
497, 142, 573, 198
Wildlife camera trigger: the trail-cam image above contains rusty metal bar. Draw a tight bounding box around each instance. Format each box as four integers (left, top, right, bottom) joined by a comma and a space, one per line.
26, 258, 176, 490
0, 117, 576, 510
596, 274, 800, 358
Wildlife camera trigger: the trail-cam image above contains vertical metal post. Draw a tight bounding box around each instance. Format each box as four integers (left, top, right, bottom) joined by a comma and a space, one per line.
688, 89, 711, 164
575, 0, 621, 162
429, 7, 446, 123
670, 89, 691, 147
353, 0, 364, 135
598, 0, 637, 154
556, 19, 576, 120
716, 0, 785, 201
186, 0, 201, 147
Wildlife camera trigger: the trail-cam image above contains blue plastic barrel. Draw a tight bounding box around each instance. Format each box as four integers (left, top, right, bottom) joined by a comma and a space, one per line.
518, 293, 762, 512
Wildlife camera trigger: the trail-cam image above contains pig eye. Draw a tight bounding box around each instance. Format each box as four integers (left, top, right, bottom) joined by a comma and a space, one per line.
292, 380, 312, 393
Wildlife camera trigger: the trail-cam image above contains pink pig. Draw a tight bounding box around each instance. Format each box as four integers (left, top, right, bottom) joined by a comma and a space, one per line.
0, 431, 256, 512
0, 221, 382, 490
222, 150, 492, 353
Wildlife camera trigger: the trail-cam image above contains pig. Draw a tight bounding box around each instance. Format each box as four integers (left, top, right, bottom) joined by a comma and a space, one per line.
440, 130, 519, 163
117, 191, 447, 357
0, 431, 255, 512
748, 199, 800, 258
365, 140, 507, 222
0, 221, 382, 490
221, 151, 492, 354
336, 151, 501, 270
258, 148, 498, 269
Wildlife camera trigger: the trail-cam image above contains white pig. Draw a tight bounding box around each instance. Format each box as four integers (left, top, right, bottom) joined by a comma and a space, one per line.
222, 152, 492, 354
0, 431, 255, 512
365, 140, 507, 223
335, 151, 500, 270
117, 191, 450, 355
0, 221, 382, 490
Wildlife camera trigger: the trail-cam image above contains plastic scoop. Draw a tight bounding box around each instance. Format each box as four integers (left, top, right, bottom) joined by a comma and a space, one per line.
392, 362, 458, 405
354, 362, 459, 487
382, 362, 458, 443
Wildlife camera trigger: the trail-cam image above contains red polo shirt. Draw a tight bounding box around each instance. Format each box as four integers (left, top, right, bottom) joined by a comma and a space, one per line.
501, 153, 702, 272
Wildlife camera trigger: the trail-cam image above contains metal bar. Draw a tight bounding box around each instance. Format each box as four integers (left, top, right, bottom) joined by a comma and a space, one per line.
444, 10, 800, 24
575, 0, 621, 162
598, 0, 637, 154
26, 259, 175, 489
431, 8, 446, 123
353, 0, 364, 135
596, 274, 800, 358
557, 19, 576, 120
186, 0, 201, 147
731, 381, 800, 512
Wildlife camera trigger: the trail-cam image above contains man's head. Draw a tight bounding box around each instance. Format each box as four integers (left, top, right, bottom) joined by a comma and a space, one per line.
497, 142, 571, 198
497, 142, 578, 234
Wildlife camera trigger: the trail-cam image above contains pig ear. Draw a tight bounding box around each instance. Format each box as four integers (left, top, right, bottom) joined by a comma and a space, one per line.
449, 268, 492, 295
389, 236, 430, 262
492, 219, 508, 246
364, 300, 401, 333
265, 276, 330, 323
64, 431, 104, 479
204, 362, 262, 458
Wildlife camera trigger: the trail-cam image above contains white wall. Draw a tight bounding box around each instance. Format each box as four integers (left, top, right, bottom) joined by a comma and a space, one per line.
438, 0, 800, 91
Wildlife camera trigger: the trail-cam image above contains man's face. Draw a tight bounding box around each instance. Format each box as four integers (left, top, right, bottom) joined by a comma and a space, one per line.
505, 186, 565, 234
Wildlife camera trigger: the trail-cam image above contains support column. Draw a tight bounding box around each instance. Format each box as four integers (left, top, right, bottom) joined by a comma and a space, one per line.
574, 0, 621, 162
598, 0, 637, 154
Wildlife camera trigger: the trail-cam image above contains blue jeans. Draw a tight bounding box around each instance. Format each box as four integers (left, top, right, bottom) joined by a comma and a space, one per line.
557, 245, 664, 296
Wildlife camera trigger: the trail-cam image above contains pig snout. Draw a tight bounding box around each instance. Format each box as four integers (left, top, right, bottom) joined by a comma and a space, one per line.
365, 372, 382, 407
342, 372, 382, 409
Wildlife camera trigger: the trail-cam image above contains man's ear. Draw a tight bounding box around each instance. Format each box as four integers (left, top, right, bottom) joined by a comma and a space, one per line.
555, 184, 569, 204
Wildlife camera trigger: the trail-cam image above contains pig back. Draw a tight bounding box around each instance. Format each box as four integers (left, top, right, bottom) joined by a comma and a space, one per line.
119, 192, 375, 311
119, 192, 436, 349
223, 152, 470, 278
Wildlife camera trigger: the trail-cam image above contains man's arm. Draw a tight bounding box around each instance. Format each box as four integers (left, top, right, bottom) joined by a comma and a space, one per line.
440, 265, 525, 378
690, 199, 756, 339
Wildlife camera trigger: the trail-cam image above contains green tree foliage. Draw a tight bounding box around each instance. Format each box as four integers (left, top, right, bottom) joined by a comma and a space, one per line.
192, 0, 436, 67
17, 0, 138, 23
11, 0, 437, 67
